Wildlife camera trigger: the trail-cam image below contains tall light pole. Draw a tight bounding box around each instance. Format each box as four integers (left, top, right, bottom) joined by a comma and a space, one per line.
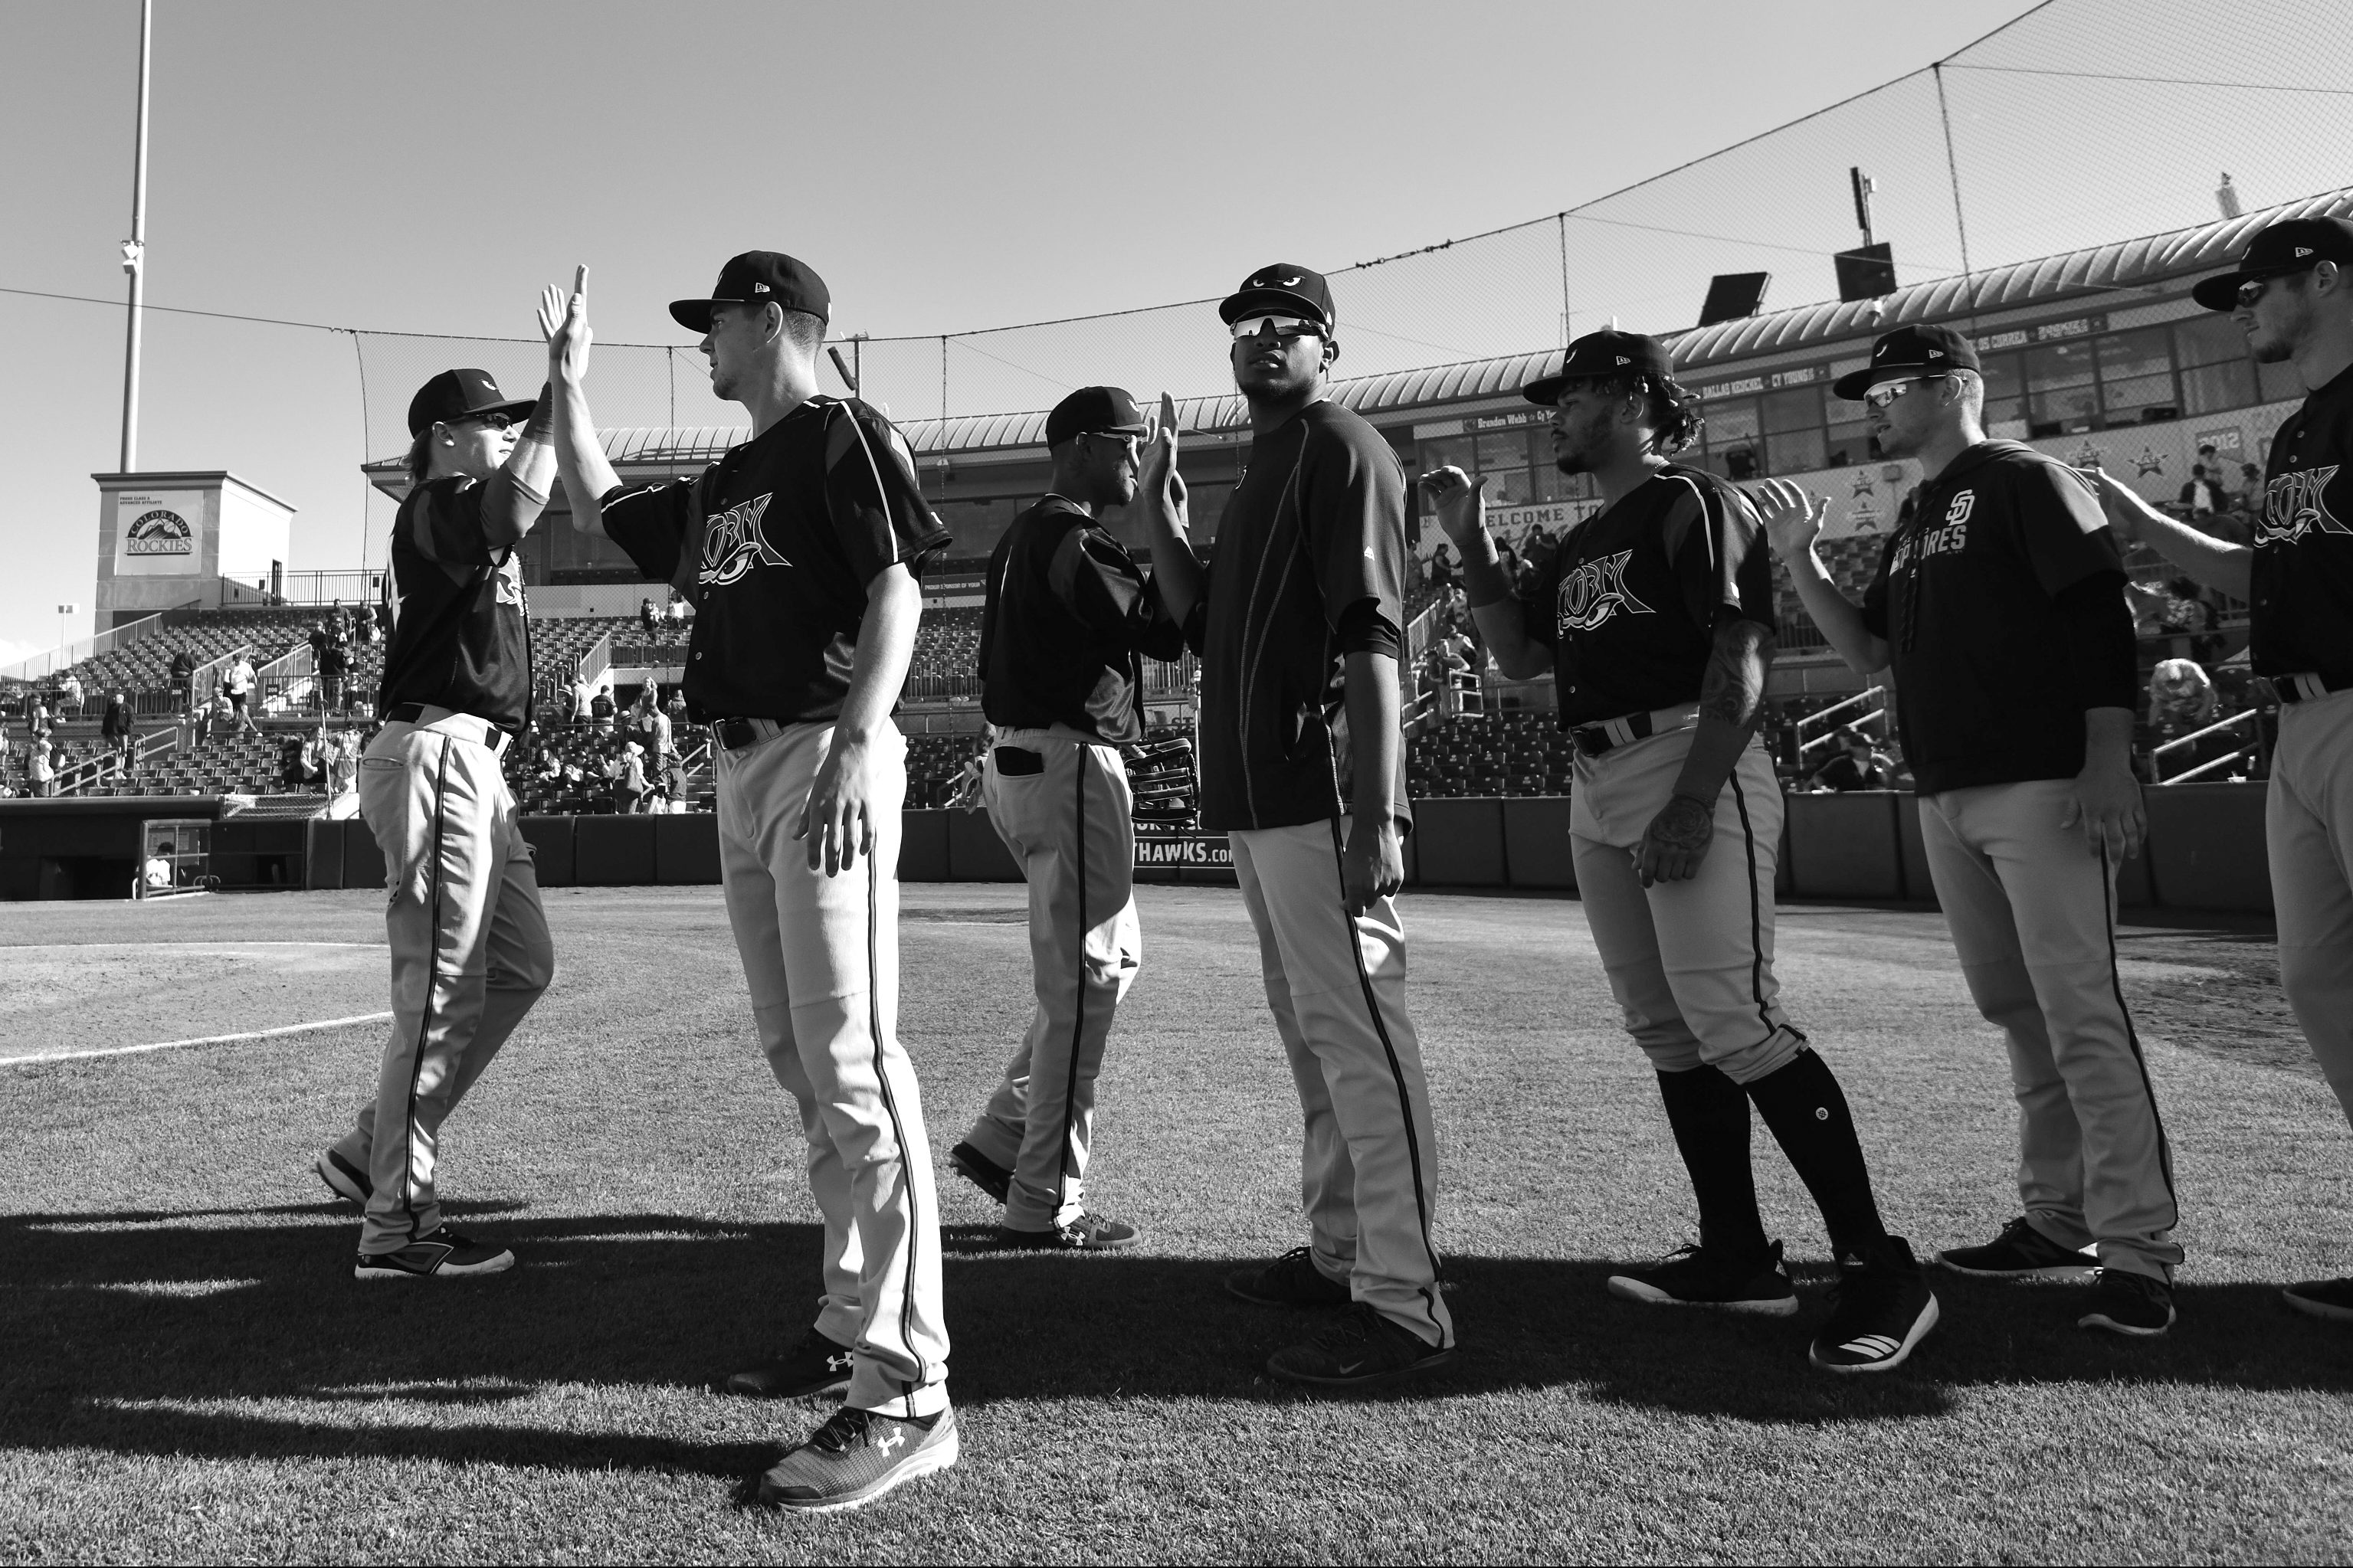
119, 0, 153, 473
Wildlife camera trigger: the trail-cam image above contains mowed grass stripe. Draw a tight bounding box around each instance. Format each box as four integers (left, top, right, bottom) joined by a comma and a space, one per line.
0, 885, 2348, 1563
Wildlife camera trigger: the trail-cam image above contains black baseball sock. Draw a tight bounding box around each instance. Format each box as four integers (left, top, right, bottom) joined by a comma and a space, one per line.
1655, 1066, 1768, 1260
1743, 1049, 1889, 1259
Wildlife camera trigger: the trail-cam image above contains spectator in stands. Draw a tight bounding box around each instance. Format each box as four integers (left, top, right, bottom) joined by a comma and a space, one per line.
661, 748, 687, 810
664, 684, 688, 735
329, 729, 360, 797
169, 646, 195, 709
640, 594, 662, 647
223, 652, 258, 732
591, 683, 615, 734
666, 591, 689, 632
58, 671, 83, 719
101, 690, 135, 775
199, 689, 234, 742
307, 620, 329, 665
1807, 726, 1893, 792
2159, 574, 2224, 666
615, 741, 649, 813
300, 724, 333, 794
2178, 463, 2224, 516
26, 695, 52, 744
2148, 656, 2218, 735
644, 689, 674, 764
320, 621, 352, 715
280, 732, 311, 791
536, 746, 564, 787
1428, 542, 1457, 593
26, 738, 54, 798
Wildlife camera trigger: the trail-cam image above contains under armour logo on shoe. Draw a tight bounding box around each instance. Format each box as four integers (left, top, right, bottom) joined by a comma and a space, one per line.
874, 1425, 904, 1457
826, 1353, 854, 1372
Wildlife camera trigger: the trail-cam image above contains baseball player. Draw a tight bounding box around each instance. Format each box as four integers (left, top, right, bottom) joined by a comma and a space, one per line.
946, 385, 1182, 1249
1136, 264, 1455, 1390
1766, 321, 2179, 1338
543, 256, 957, 1513
2091, 214, 2353, 1323
1424, 329, 1937, 1374
313, 354, 558, 1282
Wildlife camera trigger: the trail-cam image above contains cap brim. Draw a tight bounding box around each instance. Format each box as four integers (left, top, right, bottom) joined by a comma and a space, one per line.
1219, 289, 1330, 326
470, 398, 536, 424
668, 299, 731, 333
1521, 373, 1569, 407
2189, 264, 2309, 311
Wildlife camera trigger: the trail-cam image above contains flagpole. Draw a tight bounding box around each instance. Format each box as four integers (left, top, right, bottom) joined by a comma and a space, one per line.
120, 0, 153, 472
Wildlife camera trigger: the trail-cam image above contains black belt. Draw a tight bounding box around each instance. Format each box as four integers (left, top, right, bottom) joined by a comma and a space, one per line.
387, 702, 519, 743
716, 716, 787, 751
2269, 673, 2353, 705
1568, 703, 1702, 759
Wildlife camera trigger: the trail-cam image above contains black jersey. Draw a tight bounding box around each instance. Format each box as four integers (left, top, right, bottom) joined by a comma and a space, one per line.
2250, 361, 2353, 684
1188, 400, 1410, 833
600, 398, 949, 724
1861, 440, 2122, 794
978, 496, 1185, 743
1518, 464, 1776, 728
379, 474, 536, 728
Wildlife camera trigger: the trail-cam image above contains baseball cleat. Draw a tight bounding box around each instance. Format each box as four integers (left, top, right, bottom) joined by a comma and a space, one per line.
946, 1141, 1012, 1206
757, 1403, 959, 1514
1810, 1237, 1938, 1373
2077, 1268, 2175, 1337
1937, 1216, 2097, 1279
725, 1328, 857, 1399
1607, 1241, 1800, 1316
1266, 1302, 1457, 1390
352, 1228, 513, 1280
2283, 1277, 2353, 1323
1226, 1245, 1353, 1308
316, 1148, 372, 1208
998, 1213, 1140, 1251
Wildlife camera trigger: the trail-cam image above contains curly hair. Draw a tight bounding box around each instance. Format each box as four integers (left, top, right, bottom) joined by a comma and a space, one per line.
1581, 372, 1706, 457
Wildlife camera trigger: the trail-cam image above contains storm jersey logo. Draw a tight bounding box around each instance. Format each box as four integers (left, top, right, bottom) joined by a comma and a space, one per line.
700, 492, 791, 587
1555, 548, 1654, 633
2256, 466, 2348, 545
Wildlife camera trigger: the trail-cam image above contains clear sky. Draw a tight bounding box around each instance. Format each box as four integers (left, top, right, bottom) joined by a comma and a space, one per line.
0, 0, 2221, 657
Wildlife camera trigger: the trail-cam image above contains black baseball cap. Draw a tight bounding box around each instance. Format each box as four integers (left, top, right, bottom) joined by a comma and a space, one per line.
669, 250, 832, 334
1519, 330, 1674, 405
407, 368, 536, 438
1219, 264, 1335, 328
1832, 323, 1982, 400
1044, 386, 1149, 448
2191, 216, 2353, 310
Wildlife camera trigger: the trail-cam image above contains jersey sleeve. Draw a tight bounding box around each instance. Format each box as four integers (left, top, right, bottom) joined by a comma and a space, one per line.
598, 476, 699, 585
823, 401, 954, 584
398, 478, 500, 569
1303, 416, 1408, 657
1664, 473, 1778, 633
1052, 527, 1188, 661
2013, 457, 2125, 597
1860, 535, 1898, 640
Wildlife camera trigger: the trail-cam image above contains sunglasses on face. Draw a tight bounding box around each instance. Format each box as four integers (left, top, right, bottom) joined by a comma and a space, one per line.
1081, 431, 1142, 457
1863, 376, 1946, 411
2233, 268, 2317, 309
1229, 314, 1325, 343
461, 412, 519, 432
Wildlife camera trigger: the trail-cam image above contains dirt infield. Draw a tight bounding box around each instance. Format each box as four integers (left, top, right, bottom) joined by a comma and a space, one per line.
3, 885, 2349, 1563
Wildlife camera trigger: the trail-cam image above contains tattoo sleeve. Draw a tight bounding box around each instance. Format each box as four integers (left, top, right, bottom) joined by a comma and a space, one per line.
1696, 617, 1774, 732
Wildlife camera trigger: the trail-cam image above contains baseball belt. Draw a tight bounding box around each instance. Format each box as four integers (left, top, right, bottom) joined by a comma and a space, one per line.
1569, 702, 1702, 759
715, 716, 789, 751
2269, 672, 2352, 705
386, 702, 516, 756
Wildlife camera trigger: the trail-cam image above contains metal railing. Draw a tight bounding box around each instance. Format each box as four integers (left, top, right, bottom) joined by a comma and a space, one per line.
252, 643, 316, 715
53, 726, 179, 797
2151, 708, 2260, 784
1794, 686, 1886, 758
0, 613, 165, 686
574, 627, 614, 690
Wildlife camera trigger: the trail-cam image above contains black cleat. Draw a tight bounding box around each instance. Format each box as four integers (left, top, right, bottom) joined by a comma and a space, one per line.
352, 1228, 513, 1280
316, 1148, 371, 1208
1937, 1216, 2097, 1279
2284, 1276, 2353, 1323
1267, 1302, 1457, 1390
997, 1213, 1140, 1251
1810, 1237, 1939, 1373
725, 1328, 857, 1399
1226, 1245, 1353, 1308
757, 1404, 959, 1514
946, 1141, 1011, 1206
1607, 1241, 1800, 1317
2078, 1268, 2175, 1337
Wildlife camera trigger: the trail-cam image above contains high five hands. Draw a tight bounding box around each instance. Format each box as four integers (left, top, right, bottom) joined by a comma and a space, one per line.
1748, 477, 1828, 559
540, 265, 591, 381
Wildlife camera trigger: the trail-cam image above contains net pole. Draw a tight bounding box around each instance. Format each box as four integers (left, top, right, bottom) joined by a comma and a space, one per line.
1932, 61, 1979, 325
352, 331, 369, 574
1556, 213, 1572, 345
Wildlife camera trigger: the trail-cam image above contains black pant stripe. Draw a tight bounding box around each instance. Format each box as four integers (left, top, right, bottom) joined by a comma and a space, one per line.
401, 736, 454, 1242
863, 856, 929, 1391
1725, 769, 1777, 1045
1055, 755, 1090, 1191
1322, 820, 1445, 1331
2099, 842, 2181, 1217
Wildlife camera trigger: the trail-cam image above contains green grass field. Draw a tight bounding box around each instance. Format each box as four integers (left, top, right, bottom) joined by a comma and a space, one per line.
4, 882, 2351, 1563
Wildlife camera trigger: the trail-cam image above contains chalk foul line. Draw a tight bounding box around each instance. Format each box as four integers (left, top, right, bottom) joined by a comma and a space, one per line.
6, 1013, 392, 1067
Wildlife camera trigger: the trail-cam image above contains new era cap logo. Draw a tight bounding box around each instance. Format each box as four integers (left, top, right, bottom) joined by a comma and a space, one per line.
1615, 355, 1630, 365
1928, 349, 1945, 358
2296, 247, 2315, 257
752, 282, 771, 293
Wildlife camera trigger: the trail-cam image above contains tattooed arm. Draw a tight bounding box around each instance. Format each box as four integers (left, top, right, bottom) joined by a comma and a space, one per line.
1633, 617, 1774, 887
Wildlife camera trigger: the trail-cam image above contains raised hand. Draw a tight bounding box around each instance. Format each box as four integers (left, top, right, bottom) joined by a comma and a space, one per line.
1415, 466, 1488, 542
540, 265, 592, 383
1748, 477, 1827, 559
1139, 391, 1185, 527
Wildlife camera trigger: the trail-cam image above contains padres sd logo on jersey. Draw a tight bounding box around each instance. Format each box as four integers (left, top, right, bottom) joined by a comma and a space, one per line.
1555, 548, 1654, 633
2256, 466, 2348, 545
1892, 489, 1975, 573
701, 493, 793, 587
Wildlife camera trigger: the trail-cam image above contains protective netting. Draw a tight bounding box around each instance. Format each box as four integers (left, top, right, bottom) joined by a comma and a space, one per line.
354, 0, 2353, 485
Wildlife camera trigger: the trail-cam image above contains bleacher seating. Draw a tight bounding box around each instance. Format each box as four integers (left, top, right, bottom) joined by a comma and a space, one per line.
1408, 712, 1575, 799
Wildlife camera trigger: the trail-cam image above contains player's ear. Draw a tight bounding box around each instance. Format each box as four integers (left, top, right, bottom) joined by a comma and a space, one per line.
1322, 336, 1340, 372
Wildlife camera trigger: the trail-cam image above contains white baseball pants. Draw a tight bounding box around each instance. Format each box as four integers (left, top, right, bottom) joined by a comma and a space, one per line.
965, 729, 1142, 1231
1919, 778, 2182, 1281
716, 720, 950, 1419
1569, 730, 1807, 1085
347, 713, 554, 1256
1231, 818, 1453, 1350
2270, 688, 2353, 1124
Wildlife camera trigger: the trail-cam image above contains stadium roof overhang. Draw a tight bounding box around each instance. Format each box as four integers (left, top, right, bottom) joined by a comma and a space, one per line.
363, 185, 2352, 496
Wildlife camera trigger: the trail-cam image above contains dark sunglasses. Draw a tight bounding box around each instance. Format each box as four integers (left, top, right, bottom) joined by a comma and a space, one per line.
2234, 270, 2313, 309
460, 411, 520, 432
1229, 313, 1325, 342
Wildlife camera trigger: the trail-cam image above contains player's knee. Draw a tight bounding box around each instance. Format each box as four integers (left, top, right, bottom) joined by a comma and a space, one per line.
1636, 1036, 1706, 1075
1707, 1024, 1807, 1086
499, 940, 556, 994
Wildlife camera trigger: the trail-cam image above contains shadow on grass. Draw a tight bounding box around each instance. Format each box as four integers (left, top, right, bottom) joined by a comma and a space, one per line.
5, 1205, 2351, 1479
